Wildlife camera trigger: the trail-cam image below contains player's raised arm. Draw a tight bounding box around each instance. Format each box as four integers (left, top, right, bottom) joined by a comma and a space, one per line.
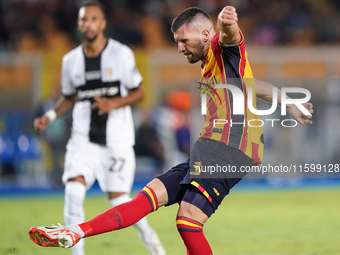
254, 78, 313, 127
33, 95, 76, 132
217, 6, 241, 44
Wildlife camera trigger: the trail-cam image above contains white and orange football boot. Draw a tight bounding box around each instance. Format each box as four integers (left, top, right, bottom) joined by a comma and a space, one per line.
28, 224, 81, 248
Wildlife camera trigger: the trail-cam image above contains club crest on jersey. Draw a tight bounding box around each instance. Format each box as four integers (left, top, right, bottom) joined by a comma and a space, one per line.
104, 68, 113, 78
190, 162, 202, 175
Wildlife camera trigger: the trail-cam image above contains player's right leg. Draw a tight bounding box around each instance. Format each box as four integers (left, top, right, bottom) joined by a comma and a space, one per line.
63, 177, 86, 255
61, 134, 101, 255
73, 178, 168, 237
176, 193, 213, 255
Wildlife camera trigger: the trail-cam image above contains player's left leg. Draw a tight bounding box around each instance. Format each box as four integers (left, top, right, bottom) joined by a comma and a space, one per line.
174, 138, 253, 255
176, 189, 213, 255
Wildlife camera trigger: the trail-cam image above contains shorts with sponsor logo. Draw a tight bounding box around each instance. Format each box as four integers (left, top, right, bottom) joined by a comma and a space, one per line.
62, 133, 135, 193
157, 138, 252, 214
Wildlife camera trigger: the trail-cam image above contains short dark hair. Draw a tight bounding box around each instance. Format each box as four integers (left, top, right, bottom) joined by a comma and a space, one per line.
171, 7, 211, 33
80, 0, 106, 17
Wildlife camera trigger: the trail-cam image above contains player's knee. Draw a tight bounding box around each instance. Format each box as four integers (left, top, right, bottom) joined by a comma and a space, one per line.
64, 182, 86, 225
146, 178, 168, 207
177, 201, 209, 224
177, 201, 196, 219
67, 176, 86, 185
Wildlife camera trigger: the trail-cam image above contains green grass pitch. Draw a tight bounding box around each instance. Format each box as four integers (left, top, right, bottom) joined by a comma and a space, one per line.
1, 188, 340, 255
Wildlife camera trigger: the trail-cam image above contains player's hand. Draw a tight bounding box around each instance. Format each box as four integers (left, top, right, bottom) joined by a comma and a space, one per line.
33, 116, 50, 132
92, 96, 121, 115
218, 6, 238, 27
287, 102, 314, 127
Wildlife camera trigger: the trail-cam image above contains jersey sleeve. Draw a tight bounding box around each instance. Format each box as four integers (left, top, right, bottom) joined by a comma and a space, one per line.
121, 46, 143, 90
219, 30, 244, 48
61, 55, 76, 96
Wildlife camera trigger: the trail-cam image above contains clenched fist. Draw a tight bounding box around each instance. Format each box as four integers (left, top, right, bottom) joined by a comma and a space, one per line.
218, 6, 238, 27
34, 116, 50, 133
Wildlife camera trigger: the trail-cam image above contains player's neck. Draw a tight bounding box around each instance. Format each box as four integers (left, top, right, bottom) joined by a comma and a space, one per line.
201, 32, 215, 62
205, 31, 215, 51
83, 34, 108, 58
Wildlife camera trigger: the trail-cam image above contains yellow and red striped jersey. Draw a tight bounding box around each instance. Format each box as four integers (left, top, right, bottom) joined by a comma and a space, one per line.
199, 31, 264, 166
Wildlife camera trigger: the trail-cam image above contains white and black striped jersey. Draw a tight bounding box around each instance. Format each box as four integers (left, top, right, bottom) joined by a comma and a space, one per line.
61, 38, 142, 146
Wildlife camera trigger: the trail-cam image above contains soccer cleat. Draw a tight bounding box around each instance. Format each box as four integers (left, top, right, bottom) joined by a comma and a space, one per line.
28, 224, 81, 248
140, 228, 167, 255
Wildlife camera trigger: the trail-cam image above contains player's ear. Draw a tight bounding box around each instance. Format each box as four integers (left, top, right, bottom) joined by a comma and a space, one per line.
201, 29, 210, 43
101, 18, 107, 31
77, 19, 81, 32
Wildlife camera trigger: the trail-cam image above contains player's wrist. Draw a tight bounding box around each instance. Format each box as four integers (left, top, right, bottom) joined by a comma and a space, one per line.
286, 101, 293, 111
44, 109, 57, 123
110, 97, 124, 109
286, 104, 295, 115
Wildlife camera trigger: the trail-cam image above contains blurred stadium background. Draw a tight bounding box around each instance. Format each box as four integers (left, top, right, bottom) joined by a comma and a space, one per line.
0, 0, 340, 254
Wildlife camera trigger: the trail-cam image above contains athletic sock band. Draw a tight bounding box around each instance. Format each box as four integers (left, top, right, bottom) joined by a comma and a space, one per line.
176, 216, 212, 255
176, 216, 203, 232
139, 186, 159, 212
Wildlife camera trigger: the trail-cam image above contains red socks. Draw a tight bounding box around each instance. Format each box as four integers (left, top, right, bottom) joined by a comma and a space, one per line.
176, 216, 213, 255
77, 187, 213, 255
79, 187, 158, 237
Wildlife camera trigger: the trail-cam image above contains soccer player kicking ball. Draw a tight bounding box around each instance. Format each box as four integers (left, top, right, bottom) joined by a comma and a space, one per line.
29, 6, 313, 254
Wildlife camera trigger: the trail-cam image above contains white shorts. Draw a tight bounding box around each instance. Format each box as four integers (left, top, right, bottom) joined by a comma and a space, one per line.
62, 134, 135, 193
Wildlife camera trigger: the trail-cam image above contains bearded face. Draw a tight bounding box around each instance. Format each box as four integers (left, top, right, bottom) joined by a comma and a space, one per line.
78, 5, 106, 43
174, 24, 209, 64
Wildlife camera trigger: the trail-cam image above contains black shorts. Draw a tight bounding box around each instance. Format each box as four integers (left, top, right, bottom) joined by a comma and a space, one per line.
156, 138, 252, 216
